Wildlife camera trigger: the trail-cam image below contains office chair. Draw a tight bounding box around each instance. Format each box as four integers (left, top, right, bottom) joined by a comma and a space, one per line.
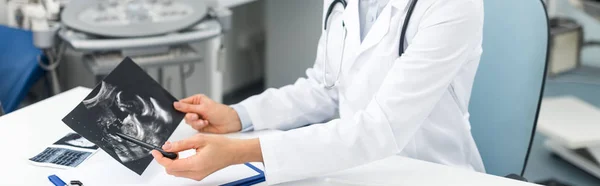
468, 0, 549, 178
0, 25, 45, 113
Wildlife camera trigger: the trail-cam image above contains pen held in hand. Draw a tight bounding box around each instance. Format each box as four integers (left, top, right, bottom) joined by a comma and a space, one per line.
114, 132, 178, 160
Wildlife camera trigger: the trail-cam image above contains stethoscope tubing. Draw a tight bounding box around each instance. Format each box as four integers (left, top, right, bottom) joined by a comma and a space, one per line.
322, 0, 418, 89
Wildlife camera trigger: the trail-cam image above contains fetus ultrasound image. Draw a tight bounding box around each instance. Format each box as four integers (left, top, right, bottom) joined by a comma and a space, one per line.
62, 58, 184, 175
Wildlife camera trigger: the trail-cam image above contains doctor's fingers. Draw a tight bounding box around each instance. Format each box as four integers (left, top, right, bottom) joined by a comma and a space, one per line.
189, 120, 210, 132
152, 151, 197, 172
179, 94, 210, 105
162, 135, 207, 152
174, 102, 208, 115
167, 170, 209, 181
185, 113, 208, 128
151, 150, 177, 167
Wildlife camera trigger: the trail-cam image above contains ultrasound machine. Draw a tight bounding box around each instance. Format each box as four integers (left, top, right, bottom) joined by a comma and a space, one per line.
31, 0, 230, 102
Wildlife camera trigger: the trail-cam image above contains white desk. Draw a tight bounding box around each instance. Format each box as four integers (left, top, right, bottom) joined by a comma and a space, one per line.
0, 87, 538, 186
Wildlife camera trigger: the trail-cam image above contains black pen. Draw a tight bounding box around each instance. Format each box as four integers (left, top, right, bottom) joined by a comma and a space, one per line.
114, 132, 178, 160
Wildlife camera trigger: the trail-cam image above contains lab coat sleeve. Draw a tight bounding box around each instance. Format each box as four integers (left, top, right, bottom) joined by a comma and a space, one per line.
258, 0, 484, 184
230, 104, 254, 132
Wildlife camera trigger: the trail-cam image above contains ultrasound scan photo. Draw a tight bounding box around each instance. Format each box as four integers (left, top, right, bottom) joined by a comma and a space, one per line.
62, 57, 184, 175
54, 133, 98, 150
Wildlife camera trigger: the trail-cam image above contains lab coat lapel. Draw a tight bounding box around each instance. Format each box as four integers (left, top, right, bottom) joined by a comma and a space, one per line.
390, 0, 411, 10
390, 0, 412, 49
353, 0, 410, 57
357, 3, 392, 54
342, 0, 410, 71
342, 0, 360, 56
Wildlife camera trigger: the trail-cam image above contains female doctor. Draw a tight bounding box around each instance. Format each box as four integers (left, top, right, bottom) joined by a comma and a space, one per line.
151, 0, 485, 184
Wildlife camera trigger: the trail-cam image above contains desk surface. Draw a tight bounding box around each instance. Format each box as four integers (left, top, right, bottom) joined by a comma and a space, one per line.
0, 87, 537, 186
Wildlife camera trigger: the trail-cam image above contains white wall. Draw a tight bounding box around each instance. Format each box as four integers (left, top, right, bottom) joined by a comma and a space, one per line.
265, 0, 323, 88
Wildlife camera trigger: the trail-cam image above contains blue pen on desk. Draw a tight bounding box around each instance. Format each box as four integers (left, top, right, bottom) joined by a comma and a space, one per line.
48, 175, 67, 186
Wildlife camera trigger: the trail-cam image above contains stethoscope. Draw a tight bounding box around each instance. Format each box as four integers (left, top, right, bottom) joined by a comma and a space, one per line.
322, 0, 418, 89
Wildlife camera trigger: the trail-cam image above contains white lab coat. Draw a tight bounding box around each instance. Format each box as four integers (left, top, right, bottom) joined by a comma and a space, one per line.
238, 0, 485, 184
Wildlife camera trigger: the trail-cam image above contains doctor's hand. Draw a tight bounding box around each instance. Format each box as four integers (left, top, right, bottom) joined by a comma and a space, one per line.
151, 134, 263, 181
174, 94, 242, 134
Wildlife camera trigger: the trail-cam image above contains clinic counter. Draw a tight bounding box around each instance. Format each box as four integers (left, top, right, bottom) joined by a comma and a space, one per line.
0, 87, 538, 186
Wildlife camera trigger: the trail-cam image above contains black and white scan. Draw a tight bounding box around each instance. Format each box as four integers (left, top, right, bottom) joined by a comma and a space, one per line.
54, 133, 98, 150
62, 58, 184, 175
83, 81, 173, 163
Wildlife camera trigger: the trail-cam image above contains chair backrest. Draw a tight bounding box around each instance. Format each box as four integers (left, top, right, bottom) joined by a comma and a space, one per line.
0, 26, 44, 113
468, 0, 549, 176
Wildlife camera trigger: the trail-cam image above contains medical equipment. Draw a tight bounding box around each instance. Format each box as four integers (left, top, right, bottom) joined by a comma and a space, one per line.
545, 0, 596, 17
548, 18, 582, 76
24, 0, 231, 102
537, 96, 600, 180
321, 0, 418, 89
5, 0, 62, 29
6, 0, 64, 95
570, 0, 600, 20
